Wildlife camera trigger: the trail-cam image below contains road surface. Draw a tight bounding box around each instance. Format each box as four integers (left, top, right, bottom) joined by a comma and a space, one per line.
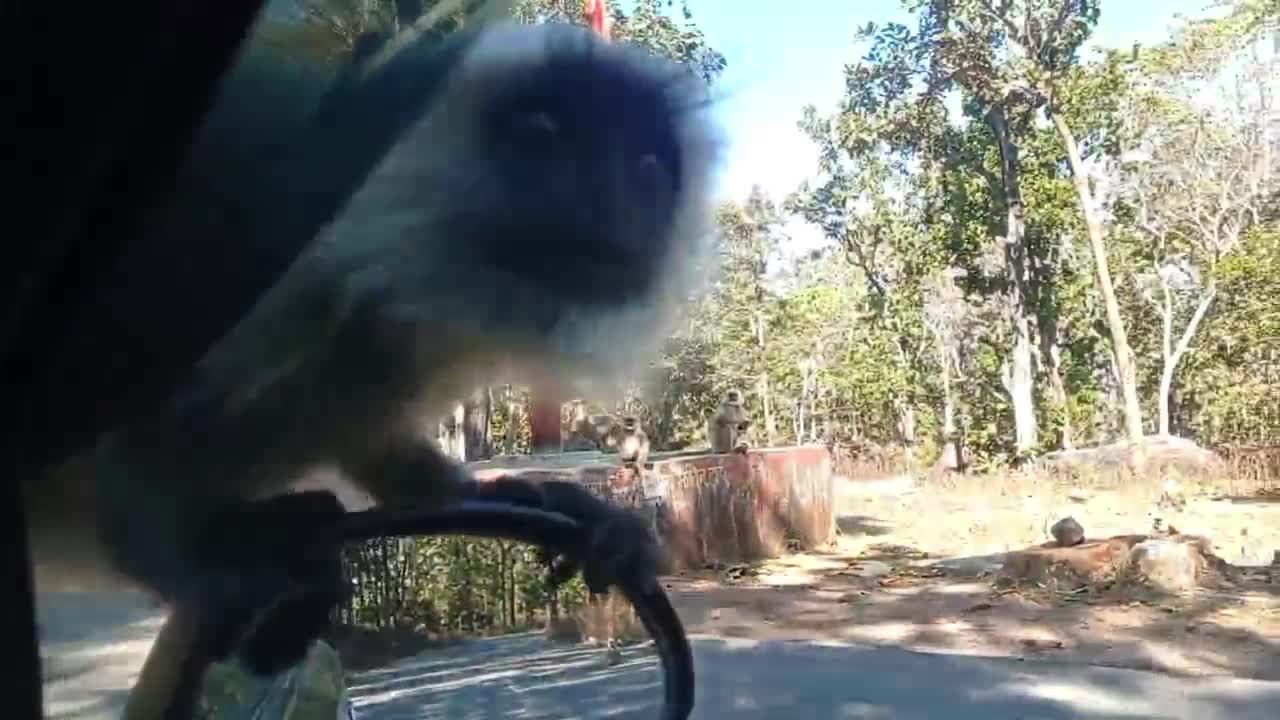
37, 592, 1280, 719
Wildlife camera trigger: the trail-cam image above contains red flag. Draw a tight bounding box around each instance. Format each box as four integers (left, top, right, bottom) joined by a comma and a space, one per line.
586, 0, 610, 40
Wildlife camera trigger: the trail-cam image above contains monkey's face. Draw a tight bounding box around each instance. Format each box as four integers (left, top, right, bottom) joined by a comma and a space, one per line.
331, 22, 721, 389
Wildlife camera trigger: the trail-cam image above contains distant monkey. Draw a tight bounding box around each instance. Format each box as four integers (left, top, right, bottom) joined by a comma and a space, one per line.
563, 401, 619, 451
708, 389, 751, 454
594, 414, 622, 452
591, 415, 619, 446
563, 400, 600, 451
617, 416, 651, 469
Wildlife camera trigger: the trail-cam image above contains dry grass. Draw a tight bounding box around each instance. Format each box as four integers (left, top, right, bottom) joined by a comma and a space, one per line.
663, 454, 1280, 681
575, 590, 648, 646
862, 458, 1280, 565
329, 623, 460, 671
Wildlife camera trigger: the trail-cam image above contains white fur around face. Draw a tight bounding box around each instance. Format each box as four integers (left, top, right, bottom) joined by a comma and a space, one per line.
424, 21, 725, 388
201, 20, 724, 413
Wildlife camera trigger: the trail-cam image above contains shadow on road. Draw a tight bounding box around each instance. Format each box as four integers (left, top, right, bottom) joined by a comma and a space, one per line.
349, 633, 1280, 720
37, 591, 163, 646
38, 592, 165, 720
42, 688, 132, 720
835, 514, 894, 537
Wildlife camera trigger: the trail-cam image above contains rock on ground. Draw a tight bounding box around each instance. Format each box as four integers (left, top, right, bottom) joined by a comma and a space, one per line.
1050, 517, 1085, 547
1132, 539, 1199, 593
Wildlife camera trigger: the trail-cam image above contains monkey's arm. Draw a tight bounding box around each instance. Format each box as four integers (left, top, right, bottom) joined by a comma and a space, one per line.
345, 436, 659, 595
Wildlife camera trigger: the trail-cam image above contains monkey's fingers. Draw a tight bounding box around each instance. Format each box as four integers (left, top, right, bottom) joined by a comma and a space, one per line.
191, 491, 351, 673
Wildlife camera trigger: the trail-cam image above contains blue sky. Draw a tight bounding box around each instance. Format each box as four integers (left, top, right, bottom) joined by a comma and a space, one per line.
678, 0, 1222, 203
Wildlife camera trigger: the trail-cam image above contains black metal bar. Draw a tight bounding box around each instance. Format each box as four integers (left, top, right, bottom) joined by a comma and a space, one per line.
155, 501, 695, 720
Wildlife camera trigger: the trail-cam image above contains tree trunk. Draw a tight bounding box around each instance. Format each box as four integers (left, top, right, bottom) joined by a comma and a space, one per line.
1039, 318, 1074, 449
528, 381, 562, 454
754, 309, 777, 445
1158, 284, 1217, 436
504, 384, 520, 455
985, 105, 1038, 454
463, 386, 492, 461
796, 359, 812, 443
938, 337, 964, 472
1007, 333, 1037, 454
1049, 111, 1145, 442
757, 373, 776, 447
450, 402, 466, 460
895, 398, 917, 443
937, 336, 956, 438
1045, 345, 1073, 449
936, 333, 957, 435
438, 403, 465, 461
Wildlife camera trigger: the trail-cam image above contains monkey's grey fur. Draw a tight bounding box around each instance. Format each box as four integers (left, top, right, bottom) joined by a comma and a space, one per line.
617, 416, 650, 469
707, 389, 751, 454
26, 19, 721, 608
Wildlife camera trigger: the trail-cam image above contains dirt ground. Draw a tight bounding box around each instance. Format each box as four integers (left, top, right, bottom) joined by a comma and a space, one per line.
664, 471, 1280, 681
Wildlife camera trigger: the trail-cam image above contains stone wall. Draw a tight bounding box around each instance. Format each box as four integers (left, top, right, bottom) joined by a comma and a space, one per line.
470, 445, 836, 571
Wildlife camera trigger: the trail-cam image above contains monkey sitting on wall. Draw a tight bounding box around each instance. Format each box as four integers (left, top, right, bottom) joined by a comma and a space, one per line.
590, 413, 621, 451
707, 389, 752, 454
563, 400, 600, 451
24, 15, 720, 677
617, 416, 651, 470
563, 400, 618, 452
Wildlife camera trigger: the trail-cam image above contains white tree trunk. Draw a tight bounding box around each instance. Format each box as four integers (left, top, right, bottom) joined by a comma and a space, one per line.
754, 309, 777, 446
986, 105, 1039, 454
451, 402, 466, 461
1009, 326, 1037, 453
1157, 285, 1217, 436
1050, 111, 1145, 442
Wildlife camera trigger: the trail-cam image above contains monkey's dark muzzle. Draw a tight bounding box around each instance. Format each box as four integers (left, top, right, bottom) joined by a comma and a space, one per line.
155, 495, 694, 720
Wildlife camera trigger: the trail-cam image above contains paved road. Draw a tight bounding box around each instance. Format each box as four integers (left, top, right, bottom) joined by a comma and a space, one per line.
38, 591, 166, 720
36, 592, 1280, 720
347, 633, 1280, 720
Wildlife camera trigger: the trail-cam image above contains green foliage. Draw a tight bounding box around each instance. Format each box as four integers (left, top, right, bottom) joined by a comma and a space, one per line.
1179, 224, 1280, 443
512, 0, 726, 81
292, 0, 1280, 647
339, 535, 586, 634
769, 0, 1279, 459
261, 0, 727, 82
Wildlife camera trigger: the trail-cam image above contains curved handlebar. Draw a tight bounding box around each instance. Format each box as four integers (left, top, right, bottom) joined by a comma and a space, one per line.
133, 500, 694, 720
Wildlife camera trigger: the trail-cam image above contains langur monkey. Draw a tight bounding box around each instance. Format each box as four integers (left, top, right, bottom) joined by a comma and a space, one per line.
23, 14, 720, 671
563, 401, 620, 452
617, 416, 651, 470
563, 400, 599, 452
593, 414, 622, 451
708, 389, 751, 454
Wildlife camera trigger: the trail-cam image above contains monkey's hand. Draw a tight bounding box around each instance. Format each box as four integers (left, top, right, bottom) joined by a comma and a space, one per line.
470, 476, 662, 595
190, 491, 349, 676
